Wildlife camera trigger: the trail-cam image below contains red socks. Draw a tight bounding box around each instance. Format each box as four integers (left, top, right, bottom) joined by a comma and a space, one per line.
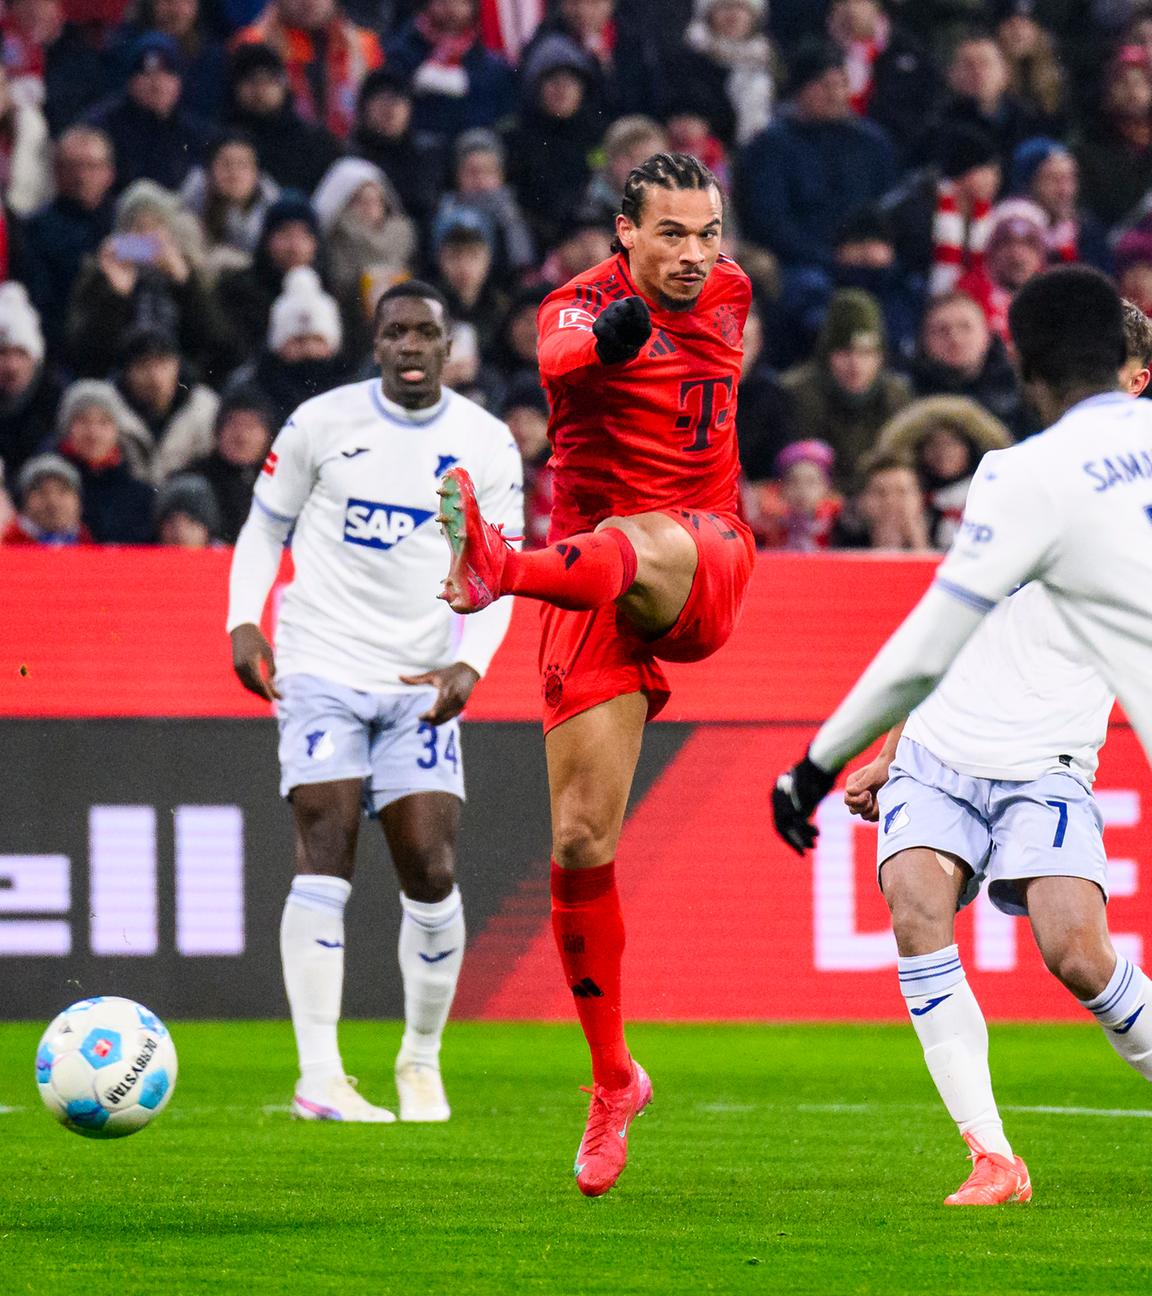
551, 861, 632, 1091
502, 528, 637, 611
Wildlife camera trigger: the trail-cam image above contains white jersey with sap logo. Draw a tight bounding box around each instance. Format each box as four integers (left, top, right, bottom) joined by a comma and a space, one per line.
903, 581, 1114, 783
252, 379, 523, 691
810, 391, 1152, 774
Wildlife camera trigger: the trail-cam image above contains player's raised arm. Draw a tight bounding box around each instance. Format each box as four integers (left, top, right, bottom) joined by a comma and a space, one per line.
226, 415, 314, 701
536, 285, 652, 381
773, 449, 1058, 853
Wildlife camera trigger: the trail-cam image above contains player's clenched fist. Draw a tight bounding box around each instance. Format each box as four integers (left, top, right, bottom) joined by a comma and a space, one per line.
593, 295, 652, 365
772, 754, 836, 855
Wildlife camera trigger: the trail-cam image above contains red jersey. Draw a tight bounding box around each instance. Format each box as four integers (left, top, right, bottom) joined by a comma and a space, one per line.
537, 252, 752, 540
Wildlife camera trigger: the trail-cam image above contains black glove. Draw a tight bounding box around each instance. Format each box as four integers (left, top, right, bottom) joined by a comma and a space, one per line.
772, 753, 837, 856
593, 295, 651, 365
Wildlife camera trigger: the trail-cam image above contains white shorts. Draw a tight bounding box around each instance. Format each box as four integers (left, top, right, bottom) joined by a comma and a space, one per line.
876, 738, 1107, 917
276, 674, 465, 815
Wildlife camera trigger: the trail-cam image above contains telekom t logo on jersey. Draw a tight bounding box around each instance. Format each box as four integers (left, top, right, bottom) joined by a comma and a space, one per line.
676, 377, 733, 453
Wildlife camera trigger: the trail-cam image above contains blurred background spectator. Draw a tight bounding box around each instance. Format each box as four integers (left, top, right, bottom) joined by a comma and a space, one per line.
832, 450, 932, 550
745, 437, 843, 551
153, 470, 223, 545
873, 393, 1014, 547
186, 385, 276, 541
54, 377, 156, 541
0, 281, 57, 479
777, 288, 912, 490
180, 131, 280, 275
2, 451, 90, 545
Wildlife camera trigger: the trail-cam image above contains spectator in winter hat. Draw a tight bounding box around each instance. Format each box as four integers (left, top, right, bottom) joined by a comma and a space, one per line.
0, 64, 51, 218
115, 327, 220, 485
186, 386, 276, 543
736, 38, 897, 323
875, 394, 1014, 548
225, 265, 347, 423
25, 126, 116, 351
54, 379, 156, 543
1075, 44, 1152, 230
432, 220, 506, 359
112, 0, 228, 122
931, 30, 1040, 165
505, 35, 602, 250
180, 132, 280, 274
778, 287, 912, 489
520, 0, 628, 125
351, 68, 445, 229
875, 121, 1002, 302
153, 471, 222, 546
826, 0, 938, 157
660, 0, 776, 150
745, 437, 843, 551
86, 33, 213, 194
829, 209, 923, 365
581, 114, 667, 226
956, 197, 1049, 344
994, 0, 1068, 133
1010, 137, 1111, 273
311, 157, 417, 351
214, 191, 324, 362
432, 129, 536, 276
233, 0, 383, 140
385, 0, 516, 148
67, 178, 236, 383
0, 282, 61, 481
910, 290, 1027, 437
2, 452, 91, 545
225, 42, 341, 195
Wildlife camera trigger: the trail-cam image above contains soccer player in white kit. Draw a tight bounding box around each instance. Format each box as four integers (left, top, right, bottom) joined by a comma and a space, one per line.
226, 281, 523, 1122
773, 268, 1152, 1200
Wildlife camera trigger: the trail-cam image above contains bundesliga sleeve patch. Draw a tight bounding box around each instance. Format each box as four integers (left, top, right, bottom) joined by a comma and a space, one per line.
261, 451, 279, 477
558, 308, 596, 331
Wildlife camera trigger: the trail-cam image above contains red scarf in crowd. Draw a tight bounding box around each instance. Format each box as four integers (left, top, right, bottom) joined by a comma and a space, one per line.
930, 180, 993, 296
414, 12, 479, 65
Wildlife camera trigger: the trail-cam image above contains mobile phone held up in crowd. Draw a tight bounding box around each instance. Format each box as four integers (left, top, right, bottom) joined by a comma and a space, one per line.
110, 233, 162, 265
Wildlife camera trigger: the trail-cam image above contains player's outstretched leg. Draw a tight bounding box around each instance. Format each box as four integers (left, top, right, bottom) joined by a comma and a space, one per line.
437, 467, 637, 614
884, 850, 1028, 1204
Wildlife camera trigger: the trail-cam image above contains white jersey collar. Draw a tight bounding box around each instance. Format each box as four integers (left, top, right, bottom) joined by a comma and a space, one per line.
371, 383, 449, 427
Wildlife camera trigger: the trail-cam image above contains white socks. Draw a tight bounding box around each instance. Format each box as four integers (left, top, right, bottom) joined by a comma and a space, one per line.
398, 886, 466, 1067
1081, 955, 1152, 1079
280, 874, 351, 1090
898, 945, 1013, 1158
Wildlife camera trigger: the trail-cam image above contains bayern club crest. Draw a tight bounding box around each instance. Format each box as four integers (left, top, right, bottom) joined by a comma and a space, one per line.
712, 304, 740, 344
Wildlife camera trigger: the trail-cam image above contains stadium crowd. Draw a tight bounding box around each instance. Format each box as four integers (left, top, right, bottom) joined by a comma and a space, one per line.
1, 0, 1151, 551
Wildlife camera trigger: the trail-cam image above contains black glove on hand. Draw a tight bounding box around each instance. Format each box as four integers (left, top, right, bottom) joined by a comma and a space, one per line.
772, 753, 837, 856
593, 295, 652, 365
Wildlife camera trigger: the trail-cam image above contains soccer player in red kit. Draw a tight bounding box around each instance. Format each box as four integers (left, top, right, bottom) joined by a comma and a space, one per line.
436, 153, 755, 1196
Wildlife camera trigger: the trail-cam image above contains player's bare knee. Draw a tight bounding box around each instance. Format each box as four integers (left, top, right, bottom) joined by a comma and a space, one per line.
1041, 940, 1114, 1000
552, 816, 615, 870
397, 851, 455, 903
883, 878, 955, 956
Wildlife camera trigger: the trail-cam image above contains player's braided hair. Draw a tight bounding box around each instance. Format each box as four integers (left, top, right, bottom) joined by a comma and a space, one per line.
611, 152, 721, 252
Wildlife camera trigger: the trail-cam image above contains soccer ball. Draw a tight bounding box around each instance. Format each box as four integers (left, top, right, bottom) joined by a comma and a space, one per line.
35, 996, 178, 1138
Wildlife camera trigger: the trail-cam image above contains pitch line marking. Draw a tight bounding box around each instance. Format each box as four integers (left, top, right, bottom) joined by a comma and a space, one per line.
1004, 1104, 1152, 1119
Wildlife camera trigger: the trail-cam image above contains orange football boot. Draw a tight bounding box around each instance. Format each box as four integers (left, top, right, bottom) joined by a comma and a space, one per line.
573, 1060, 653, 1198
944, 1133, 1033, 1206
436, 466, 512, 613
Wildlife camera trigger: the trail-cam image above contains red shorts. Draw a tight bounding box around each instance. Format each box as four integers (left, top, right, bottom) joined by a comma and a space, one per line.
538, 509, 755, 734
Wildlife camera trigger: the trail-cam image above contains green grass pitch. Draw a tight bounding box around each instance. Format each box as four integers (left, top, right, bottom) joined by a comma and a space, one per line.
3, 1021, 1152, 1295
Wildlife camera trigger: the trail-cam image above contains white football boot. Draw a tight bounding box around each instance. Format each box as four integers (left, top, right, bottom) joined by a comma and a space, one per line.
395, 1057, 451, 1122
291, 1075, 396, 1122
